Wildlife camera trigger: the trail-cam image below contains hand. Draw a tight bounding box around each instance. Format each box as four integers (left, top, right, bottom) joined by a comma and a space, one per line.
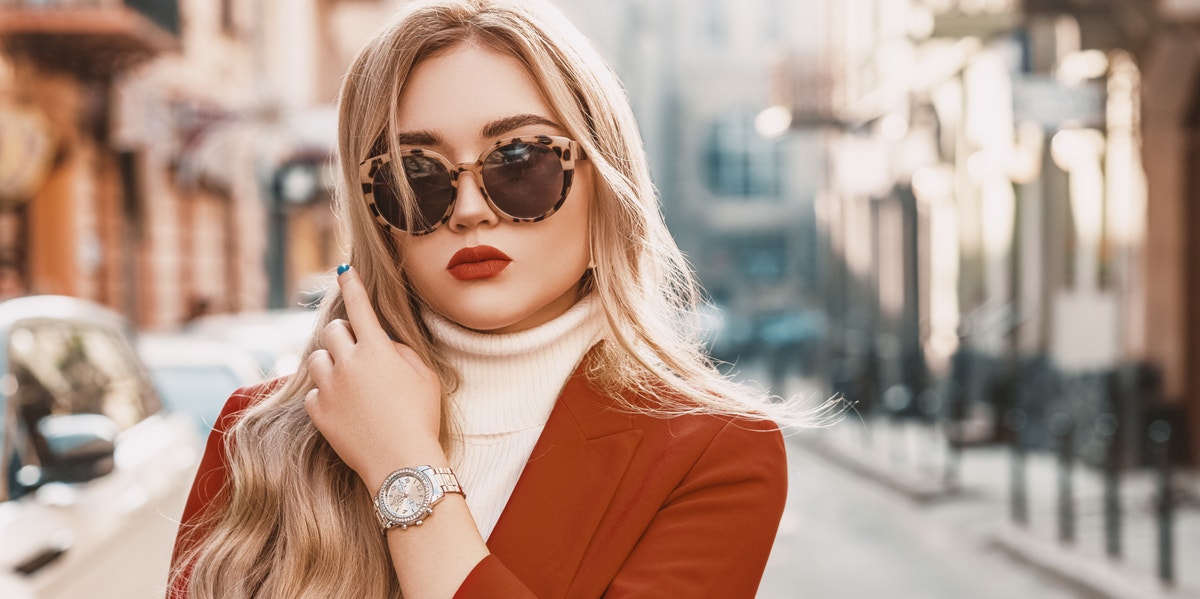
305, 265, 446, 490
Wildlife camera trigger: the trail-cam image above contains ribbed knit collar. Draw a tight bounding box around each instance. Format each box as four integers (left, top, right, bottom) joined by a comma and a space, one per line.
422, 295, 607, 435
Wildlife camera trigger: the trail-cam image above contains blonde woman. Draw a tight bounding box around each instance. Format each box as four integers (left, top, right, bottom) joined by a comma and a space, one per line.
170, 0, 809, 596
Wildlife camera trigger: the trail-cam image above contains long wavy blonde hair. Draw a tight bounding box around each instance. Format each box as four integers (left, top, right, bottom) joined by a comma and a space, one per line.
172, 1, 821, 596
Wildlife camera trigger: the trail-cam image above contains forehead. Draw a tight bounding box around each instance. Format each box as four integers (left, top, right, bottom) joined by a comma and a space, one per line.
395, 43, 560, 139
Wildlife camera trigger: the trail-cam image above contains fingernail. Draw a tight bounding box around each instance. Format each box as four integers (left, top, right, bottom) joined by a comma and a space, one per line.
337, 263, 350, 276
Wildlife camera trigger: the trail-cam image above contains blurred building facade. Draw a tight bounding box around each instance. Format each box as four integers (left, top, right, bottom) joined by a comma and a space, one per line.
777, 0, 1200, 461
0, 0, 361, 329
0, 0, 184, 320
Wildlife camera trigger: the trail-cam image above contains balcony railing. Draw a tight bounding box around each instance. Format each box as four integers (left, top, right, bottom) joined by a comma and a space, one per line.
0, 0, 180, 76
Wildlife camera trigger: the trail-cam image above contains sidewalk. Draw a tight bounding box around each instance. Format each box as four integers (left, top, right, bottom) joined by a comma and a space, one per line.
793, 416, 1200, 599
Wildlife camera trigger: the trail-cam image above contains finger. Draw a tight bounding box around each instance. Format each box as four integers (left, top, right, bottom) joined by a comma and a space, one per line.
304, 388, 321, 419
322, 319, 357, 355
307, 349, 334, 387
336, 264, 386, 344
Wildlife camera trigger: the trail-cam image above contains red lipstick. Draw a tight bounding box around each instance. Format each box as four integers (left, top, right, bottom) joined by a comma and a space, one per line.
447, 245, 512, 281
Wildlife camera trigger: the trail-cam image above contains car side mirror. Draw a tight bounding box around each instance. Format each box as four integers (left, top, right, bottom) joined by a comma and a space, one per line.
35, 414, 118, 484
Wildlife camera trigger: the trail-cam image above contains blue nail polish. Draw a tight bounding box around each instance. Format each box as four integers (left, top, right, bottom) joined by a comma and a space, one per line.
337, 263, 350, 276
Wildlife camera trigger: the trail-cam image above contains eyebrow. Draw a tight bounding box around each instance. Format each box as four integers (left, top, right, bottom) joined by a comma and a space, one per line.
394, 114, 564, 147
482, 114, 563, 139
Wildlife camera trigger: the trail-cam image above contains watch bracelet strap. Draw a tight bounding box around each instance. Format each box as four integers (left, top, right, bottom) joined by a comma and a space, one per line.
427, 466, 464, 497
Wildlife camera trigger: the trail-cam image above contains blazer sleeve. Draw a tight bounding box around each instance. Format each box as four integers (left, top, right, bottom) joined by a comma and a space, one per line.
455, 419, 788, 598
455, 554, 538, 598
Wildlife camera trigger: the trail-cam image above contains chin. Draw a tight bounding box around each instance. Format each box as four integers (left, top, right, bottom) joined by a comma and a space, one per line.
429, 302, 525, 332
459, 315, 529, 334
425, 284, 584, 334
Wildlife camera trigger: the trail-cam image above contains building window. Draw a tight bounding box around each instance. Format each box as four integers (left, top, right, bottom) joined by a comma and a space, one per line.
704, 108, 785, 198
731, 234, 788, 283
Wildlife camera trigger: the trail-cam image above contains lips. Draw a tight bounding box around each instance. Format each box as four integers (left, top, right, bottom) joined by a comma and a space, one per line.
447, 245, 512, 281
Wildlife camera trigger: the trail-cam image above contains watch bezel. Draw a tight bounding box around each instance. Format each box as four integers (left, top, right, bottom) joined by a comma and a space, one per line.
377, 467, 434, 528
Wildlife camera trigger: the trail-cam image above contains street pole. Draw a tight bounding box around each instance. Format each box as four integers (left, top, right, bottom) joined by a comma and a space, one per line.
1007, 406, 1029, 526
267, 183, 287, 309
1096, 409, 1121, 558
1051, 411, 1076, 544
1149, 419, 1175, 586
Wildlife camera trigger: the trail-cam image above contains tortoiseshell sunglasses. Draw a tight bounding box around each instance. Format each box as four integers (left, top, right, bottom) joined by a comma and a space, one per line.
358, 135, 588, 236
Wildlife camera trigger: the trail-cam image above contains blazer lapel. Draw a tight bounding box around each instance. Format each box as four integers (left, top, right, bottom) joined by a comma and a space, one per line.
486, 365, 643, 595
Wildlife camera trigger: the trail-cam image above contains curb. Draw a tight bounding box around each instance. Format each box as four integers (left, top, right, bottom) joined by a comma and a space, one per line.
989, 526, 1196, 599
791, 429, 1200, 599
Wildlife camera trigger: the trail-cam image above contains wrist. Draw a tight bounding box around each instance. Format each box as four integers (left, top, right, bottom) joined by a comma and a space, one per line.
362, 439, 449, 492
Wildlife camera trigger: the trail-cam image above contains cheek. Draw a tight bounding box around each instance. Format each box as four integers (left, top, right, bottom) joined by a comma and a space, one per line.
541, 202, 591, 265
396, 238, 438, 288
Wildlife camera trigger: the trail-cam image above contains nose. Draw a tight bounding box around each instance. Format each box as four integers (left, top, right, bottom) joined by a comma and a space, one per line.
446, 169, 500, 233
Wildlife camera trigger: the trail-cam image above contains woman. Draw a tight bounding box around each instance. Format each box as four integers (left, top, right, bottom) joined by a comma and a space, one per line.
170, 1, 813, 596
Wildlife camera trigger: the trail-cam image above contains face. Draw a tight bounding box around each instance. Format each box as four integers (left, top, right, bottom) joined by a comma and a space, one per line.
390, 43, 592, 334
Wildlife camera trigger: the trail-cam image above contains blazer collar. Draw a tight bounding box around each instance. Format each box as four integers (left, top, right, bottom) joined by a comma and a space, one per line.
485, 355, 643, 593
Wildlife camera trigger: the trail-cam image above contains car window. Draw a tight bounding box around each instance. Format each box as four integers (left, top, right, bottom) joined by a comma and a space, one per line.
4, 320, 159, 499
8, 321, 158, 429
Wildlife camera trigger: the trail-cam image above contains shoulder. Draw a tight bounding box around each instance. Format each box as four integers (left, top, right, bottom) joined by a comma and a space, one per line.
211, 376, 289, 433
629, 407, 787, 481
554, 379, 789, 564
615, 378, 786, 454
572, 376, 788, 489
619, 406, 789, 543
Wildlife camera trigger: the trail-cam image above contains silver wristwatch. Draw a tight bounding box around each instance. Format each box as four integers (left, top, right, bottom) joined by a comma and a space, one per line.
375, 465, 464, 534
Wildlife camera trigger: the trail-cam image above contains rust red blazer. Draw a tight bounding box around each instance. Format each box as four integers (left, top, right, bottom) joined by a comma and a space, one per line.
171, 362, 788, 598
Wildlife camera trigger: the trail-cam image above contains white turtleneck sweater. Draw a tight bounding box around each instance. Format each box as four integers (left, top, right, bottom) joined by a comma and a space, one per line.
422, 295, 607, 540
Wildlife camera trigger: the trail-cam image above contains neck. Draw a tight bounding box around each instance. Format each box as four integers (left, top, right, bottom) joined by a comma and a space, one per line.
422, 294, 606, 434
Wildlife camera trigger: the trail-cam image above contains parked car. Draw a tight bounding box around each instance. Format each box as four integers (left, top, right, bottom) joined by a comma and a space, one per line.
185, 308, 319, 378
0, 296, 201, 599
137, 333, 264, 434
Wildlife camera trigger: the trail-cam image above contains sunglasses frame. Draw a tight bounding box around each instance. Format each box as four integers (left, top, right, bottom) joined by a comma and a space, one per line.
358, 134, 588, 236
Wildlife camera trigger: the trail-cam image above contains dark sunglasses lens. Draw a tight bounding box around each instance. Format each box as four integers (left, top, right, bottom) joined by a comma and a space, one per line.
372, 155, 454, 232
481, 142, 564, 219
402, 154, 456, 229
370, 163, 408, 230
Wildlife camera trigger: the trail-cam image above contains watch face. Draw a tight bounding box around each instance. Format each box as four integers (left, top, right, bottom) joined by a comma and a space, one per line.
380, 469, 432, 525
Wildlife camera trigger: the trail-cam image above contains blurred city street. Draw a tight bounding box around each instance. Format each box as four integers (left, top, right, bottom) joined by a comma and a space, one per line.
761, 427, 1200, 599
749, 365, 1200, 599
762, 435, 1087, 599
